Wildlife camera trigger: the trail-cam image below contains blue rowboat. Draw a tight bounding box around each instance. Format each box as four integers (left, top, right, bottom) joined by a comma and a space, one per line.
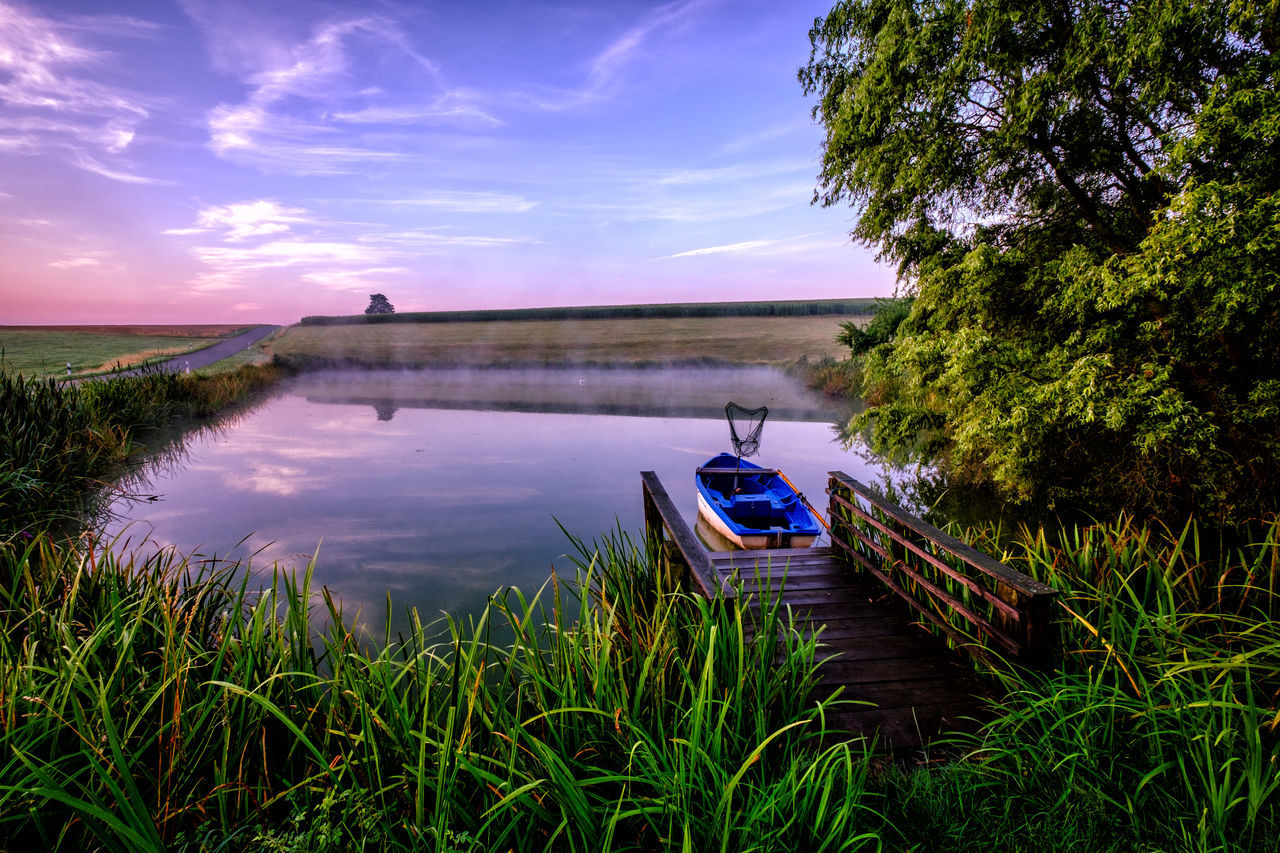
695, 452, 820, 549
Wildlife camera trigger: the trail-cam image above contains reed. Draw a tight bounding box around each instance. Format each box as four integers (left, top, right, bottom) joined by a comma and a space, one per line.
0, 364, 286, 532
1, 516, 1276, 849
0, 530, 882, 851
932, 516, 1280, 850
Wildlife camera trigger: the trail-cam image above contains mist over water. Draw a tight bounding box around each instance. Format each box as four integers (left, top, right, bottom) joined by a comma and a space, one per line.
100, 367, 891, 633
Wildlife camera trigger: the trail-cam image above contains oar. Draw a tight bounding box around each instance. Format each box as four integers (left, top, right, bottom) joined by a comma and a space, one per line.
777, 470, 831, 532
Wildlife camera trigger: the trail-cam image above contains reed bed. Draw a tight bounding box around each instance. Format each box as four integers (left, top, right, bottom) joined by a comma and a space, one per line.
0, 531, 879, 852
0, 364, 286, 532
929, 517, 1280, 851
0, 517, 1276, 851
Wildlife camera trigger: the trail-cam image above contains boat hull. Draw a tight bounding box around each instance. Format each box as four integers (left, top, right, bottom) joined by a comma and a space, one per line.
695, 453, 820, 550
696, 492, 817, 549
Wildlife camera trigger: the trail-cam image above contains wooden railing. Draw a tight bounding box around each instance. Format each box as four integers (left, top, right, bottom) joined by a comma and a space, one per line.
827, 471, 1057, 668
641, 471, 734, 600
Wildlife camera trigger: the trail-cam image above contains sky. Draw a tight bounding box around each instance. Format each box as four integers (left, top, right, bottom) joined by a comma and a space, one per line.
0, 0, 896, 325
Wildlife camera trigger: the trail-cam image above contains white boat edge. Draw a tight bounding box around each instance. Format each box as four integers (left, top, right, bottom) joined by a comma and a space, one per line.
696, 492, 817, 550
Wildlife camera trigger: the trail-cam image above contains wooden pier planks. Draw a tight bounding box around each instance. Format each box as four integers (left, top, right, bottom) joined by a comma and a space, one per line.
709, 547, 993, 749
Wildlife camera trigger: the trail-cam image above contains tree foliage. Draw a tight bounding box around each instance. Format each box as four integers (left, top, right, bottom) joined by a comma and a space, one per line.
364, 293, 395, 315
837, 297, 914, 354
802, 0, 1280, 521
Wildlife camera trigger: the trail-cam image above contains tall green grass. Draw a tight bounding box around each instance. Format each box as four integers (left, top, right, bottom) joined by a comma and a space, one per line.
0, 530, 880, 851
1, 517, 1275, 850
0, 364, 285, 532
936, 516, 1280, 850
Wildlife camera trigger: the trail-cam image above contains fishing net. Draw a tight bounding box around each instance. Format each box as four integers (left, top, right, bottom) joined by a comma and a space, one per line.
725, 402, 767, 459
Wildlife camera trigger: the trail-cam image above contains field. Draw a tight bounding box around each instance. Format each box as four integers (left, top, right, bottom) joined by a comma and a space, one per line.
270, 314, 853, 367
300, 297, 877, 325
0, 325, 248, 378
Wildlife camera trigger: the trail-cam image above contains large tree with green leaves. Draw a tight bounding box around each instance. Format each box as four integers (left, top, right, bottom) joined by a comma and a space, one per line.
801, 0, 1280, 522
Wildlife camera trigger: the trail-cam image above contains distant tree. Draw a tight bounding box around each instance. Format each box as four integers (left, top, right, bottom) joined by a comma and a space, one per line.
801, 0, 1280, 523
365, 293, 395, 315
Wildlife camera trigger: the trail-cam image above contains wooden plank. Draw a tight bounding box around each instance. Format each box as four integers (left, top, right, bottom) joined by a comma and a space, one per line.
805, 617, 915, 641
829, 495, 1023, 621
829, 471, 1056, 598
712, 561, 845, 578
830, 532, 1016, 663
641, 471, 731, 600
815, 656, 979, 685
802, 634, 957, 663
707, 546, 831, 561
724, 571, 853, 592
743, 599, 890, 623
840, 678, 990, 710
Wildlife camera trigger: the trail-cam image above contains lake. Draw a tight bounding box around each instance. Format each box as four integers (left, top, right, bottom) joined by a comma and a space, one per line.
100, 367, 894, 631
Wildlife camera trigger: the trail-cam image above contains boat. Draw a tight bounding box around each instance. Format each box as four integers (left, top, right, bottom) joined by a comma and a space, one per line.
695, 452, 820, 549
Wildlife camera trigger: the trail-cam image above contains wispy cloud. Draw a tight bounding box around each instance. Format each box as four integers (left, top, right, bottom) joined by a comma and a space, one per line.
165, 200, 311, 240
519, 0, 713, 110
656, 160, 810, 186
715, 120, 811, 156
165, 195, 532, 297
362, 230, 539, 248
653, 233, 844, 261
655, 239, 774, 260
0, 3, 163, 182
184, 3, 491, 174
375, 191, 537, 214
49, 255, 103, 269
300, 267, 410, 293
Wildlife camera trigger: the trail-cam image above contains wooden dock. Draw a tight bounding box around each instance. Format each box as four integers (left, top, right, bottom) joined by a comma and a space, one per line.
641, 470, 1057, 750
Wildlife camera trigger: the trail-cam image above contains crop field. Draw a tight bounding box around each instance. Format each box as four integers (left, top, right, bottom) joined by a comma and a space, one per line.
270, 314, 855, 367
300, 297, 876, 325
0, 325, 245, 378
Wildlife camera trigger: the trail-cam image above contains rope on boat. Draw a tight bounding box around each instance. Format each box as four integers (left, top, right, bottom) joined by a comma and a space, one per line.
776, 470, 831, 532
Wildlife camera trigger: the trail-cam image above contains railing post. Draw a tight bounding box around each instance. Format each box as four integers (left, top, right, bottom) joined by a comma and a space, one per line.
825, 470, 1058, 670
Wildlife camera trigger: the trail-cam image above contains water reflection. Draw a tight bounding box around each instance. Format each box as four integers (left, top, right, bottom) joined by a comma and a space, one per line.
98, 367, 890, 635
290, 366, 856, 423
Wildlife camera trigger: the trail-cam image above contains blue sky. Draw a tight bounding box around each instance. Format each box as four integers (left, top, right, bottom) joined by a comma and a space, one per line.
0, 0, 895, 324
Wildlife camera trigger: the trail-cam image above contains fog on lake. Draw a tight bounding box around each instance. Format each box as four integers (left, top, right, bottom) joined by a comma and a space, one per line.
101, 367, 894, 629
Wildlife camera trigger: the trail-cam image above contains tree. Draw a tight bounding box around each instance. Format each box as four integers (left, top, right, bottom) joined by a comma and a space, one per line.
801, 0, 1280, 522
837, 297, 913, 355
365, 293, 395, 315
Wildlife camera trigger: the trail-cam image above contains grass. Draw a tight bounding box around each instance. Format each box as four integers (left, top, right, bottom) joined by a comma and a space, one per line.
792, 355, 866, 398
269, 315, 851, 369
0, 529, 878, 851
0, 517, 1276, 850
0, 363, 287, 532
0, 326, 251, 379
2, 331, 1277, 849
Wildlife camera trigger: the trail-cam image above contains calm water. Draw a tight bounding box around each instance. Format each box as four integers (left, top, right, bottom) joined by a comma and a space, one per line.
101, 367, 893, 629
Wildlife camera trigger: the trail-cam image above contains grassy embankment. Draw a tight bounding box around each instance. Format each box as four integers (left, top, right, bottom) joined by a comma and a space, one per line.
269, 315, 851, 369
0, 326, 251, 379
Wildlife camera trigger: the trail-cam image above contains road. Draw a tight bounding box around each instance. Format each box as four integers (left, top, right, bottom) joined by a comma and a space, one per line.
106, 324, 282, 377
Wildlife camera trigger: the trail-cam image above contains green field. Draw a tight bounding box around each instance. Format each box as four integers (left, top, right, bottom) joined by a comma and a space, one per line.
270, 314, 854, 367
0, 325, 247, 378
